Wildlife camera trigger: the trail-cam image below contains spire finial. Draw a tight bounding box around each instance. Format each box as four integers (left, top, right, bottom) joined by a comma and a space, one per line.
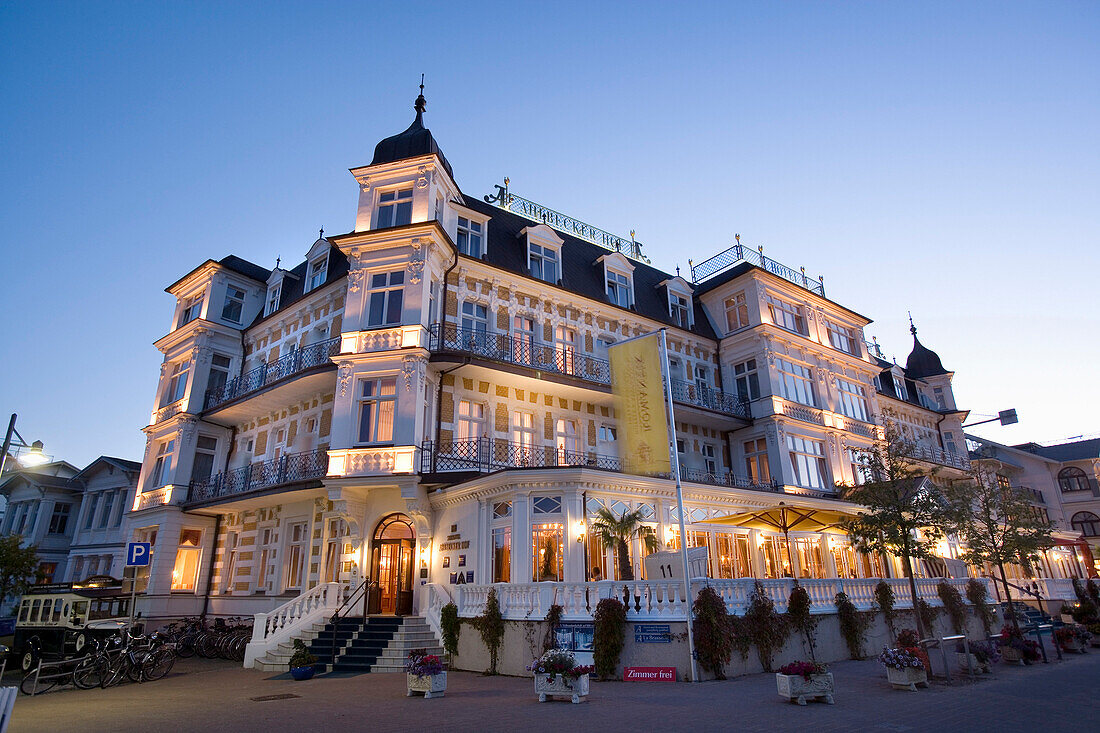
908, 311, 917, 337
275, 257, 281, 269
414, 74, 426, 115
319, 226, 324, 239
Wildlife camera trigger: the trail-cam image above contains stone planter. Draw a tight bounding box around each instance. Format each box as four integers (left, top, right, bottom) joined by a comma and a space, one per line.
775, 672, 835, 705
1059, 638, 1085, 654
1001, 646, 1025, 665
534, 672, 589, 704
406, 671, 447, 699
955, 653, 990, 674
885, 665, 928, 692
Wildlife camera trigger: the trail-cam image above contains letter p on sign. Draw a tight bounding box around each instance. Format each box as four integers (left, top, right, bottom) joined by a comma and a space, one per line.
126, 542, 151, 567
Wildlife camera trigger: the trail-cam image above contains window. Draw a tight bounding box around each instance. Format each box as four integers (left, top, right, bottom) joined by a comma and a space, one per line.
606, 270, 631, 307
285, 522, 307, 590
265, 285, 281, 316
933, 386, 946, 409
670, 293, 690, 327
171, 528, 203, 592
532, 496, 562, 515
702, 444, 717, 474
376, 187, 413, 228
457, 217, 483, 257
255, 527, 276, 592
456, 400, 486, 442
191, 436, 218, 483
164, 360, 190, 405
221, 286, 245, 323
595, 336, 616, 357
367, 270, 405, 326
178, 295, 202, 328
529, 242, 559, 283
492, 526, 511, 583
149, 439, 175, 488
208, 354, 231, 401
461, 301, 488, 333
357, 377, 397, 444
724, 292, 749, 332
695, 365, 709, 390
764, 294, 805, 335
787, 435, 828, 490
836, 377, 870, 422
24, 502, 38, 535
307, 253, 329, 291
48, 503, 71, 535
493, 501, 512, 519
555, 419, 579, 460
733, 359, 760, 402
512, 316, 535, 364
943, 430, 957, 455
777, 358, 816, 406
97, 492, 113, 529
512, 412, 535, 463
598, 425, 617, 443
846, 447, 868, 484
826, 321, 860, 356
428, 280, 440, 325
553, 326, 576, 374
1059, 467, 1091, 493
83, 494, 99, 530
890, 374, 909, 402
434, 195, 444, 222
1071, 511, 1100, 537
744, 438, 770, 483
532, 523, 563, 581
111, 489, 126, 526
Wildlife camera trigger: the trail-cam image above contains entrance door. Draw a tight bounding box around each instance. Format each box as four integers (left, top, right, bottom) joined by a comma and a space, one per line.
368, 514, 416, 616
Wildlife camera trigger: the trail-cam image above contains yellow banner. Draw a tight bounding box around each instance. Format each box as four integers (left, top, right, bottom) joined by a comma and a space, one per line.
609, 334, 670, 475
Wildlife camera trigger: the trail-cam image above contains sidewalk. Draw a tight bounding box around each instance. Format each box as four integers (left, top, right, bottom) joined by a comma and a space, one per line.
8, 650, 1100, 733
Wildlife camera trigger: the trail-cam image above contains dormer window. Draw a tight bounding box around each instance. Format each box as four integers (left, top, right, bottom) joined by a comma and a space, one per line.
265, 285, 281, 316
178, 295, 202, 328
607, 270, 631, 307
529, 242, 559, 283
307, 254, 328, 292
725, 292, 749, 332
826, 320, 861, 356
221, 285, 245, 323
377, 187, 413, 228
764, 293, 806, 335
670, 293, 691, 327
457, 217, 483, 258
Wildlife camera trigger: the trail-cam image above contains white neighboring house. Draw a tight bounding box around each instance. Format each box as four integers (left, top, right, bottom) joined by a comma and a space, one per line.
65, 457, 141, 582
0, 461, 82, 584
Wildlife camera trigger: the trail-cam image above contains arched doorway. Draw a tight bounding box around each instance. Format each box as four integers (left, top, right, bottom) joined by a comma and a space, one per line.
369, 514, 415, 616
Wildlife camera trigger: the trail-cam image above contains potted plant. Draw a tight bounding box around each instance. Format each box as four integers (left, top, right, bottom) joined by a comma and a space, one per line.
405, 648, 446, 698
527, 649, 594, 704
288, 639, 318, 681
1054, 625, 1089, 654
954, 640, 998, 673
775, 661, 834, 705
997, 623, 1041, 664
539, 537, 557, 581
879, 647, 928, 691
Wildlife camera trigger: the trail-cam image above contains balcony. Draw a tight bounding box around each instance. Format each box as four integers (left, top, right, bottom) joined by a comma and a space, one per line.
186, 448, 329, 505
1021, 486, 1045, 504
204, 337, 341, 412
419, 437, 779, 494
909, 444, 970, 471
780, 401, 825, 426
429, 324, 748, 420
151, 400, 184, 425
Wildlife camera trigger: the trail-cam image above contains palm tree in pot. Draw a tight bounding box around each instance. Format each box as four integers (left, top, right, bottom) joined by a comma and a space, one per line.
591, 507, 660, 581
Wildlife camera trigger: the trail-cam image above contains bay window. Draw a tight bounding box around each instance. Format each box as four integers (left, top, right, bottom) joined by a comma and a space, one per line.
764, 294, 806, 335
357, 377, 396, 444
787, 435, 829, 490
367, 271, 405, 326
376, 187, 413, 228
777, 358, 816, 406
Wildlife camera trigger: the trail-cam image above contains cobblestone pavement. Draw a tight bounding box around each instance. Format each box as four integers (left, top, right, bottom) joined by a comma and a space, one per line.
7, 649, 1100, 733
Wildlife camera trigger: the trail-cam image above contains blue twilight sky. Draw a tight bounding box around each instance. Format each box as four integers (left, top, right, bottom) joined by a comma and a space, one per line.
1, 1, 1098, 467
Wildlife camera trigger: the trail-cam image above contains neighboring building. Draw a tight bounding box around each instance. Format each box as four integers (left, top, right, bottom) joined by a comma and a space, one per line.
128, 90, 1001, 631
0, 461, 82, 583
66, 457, 141, 581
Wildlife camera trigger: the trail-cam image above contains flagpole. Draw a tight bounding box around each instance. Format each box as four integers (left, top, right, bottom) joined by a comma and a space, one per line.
659, 328, 699, 683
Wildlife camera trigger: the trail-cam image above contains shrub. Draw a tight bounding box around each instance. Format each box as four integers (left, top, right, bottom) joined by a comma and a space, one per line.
288, 638, 317, 670
593, 598, 627, 679
896, 628, 920, 648
937, 582, 967, 634
473, 588, 505, 675
916, 598, 940, 635
693, 587, 735, 679
835, 591, 873, 660
966, 579, 995, 636
440, 602, 460, 657
875, 580, 897, 635
543, 604, 563, 653
744, 581, 789, 672
786, 582, 818, 661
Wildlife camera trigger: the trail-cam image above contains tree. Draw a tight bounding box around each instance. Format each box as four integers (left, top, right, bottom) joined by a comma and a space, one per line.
0, 535, 41, 610
944, 466, 1053, 632
839, 417, 954, 640
590, 506, 660, 581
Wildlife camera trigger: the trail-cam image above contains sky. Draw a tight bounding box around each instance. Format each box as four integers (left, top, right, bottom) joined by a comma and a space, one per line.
1, 1, 1097, 467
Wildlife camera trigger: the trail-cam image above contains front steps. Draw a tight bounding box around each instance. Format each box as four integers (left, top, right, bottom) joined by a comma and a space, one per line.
253, 615, 443, 674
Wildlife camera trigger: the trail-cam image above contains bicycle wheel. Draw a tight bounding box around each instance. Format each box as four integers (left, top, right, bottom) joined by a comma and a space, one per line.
21, 669, 58, 696
72, 656, 107, 690
101, 659, 128, 689
126, 655, 145, 683
174, 633, 197, 658
142, 648, 176, 681
197, 633, 219, 658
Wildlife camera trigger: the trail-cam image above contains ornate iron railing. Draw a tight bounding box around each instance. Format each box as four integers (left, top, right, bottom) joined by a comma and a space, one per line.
430, 323, 612, 384
669, 380, 749, 419
187, 448, 329, 503
483, 179, 649, 263
204, 337, 341, 410
689, 243, 825, 297
420, 438, 779, 493
909, 444, 970, 471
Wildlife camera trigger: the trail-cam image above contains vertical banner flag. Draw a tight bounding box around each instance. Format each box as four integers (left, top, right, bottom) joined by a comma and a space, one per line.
609, 333, 670, 475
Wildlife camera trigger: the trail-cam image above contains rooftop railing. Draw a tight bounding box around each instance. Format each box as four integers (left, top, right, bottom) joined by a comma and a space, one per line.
689, 243, 825, 297
204, 337, 341, 411
187, 448, 329, 504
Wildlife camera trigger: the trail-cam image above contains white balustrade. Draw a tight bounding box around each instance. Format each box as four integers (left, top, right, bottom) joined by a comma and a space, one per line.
419, 583, 453, 642
243, 582, 343, 668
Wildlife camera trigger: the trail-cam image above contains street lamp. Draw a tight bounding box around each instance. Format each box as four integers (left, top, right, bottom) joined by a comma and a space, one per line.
0, 414, 48, 476
963, 409, 1018, 429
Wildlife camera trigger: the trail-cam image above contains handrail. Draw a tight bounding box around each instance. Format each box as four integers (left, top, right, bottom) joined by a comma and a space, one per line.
243, 581, 343, 668
327, 578, 370, 667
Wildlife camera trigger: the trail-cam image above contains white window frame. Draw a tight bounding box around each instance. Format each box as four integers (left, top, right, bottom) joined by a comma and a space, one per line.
528, 242, 560, 284
306, 254, 328, 292
457, 400, 486, 442
555, 419, 580, 460
512, 411, 536, 465
356, 377, 397, 445
606, 269, 632, 308
733, 359, 759, 402
744, 438, 771, 484
376, 187, 413, 229
163, 360, 190, 405
724, 292, 749, 332
777, 358, 816, 407
836, 377, 870, 422
461, 301, 489, 333
787, 435, 829, 490
178, 294, 203, 328
221, 285, 246, 323
764, 293, 806, 335
669, 291, 691, 327
366, 270, 405, 327
265, 284, 281, 316
148, 439, 175, 489
457, 216, 484, 258
553, 326, 576, 374
826, 321, 861, 356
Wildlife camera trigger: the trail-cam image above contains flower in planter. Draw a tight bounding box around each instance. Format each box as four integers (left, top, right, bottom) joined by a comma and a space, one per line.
405, 649, 444, 677
879, 647, 927, 670
527, 649, 594, 685
777, 661, 828, 680
954, 640, 1000, 665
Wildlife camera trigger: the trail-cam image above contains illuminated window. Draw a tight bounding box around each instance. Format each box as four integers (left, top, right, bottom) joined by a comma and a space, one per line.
492, 526, 511, 583
724, 292, 749, 332
285, 522, 307, 590
764, 294, 805, 335
512, 412, 535, 464
357, 377, 397, 444
171, 529, 203, 592
376, 187, 413, 228
532, 523, 563, 581
553, 326, 576, 374
555, 419, 580, 461
457, 400, 485, 442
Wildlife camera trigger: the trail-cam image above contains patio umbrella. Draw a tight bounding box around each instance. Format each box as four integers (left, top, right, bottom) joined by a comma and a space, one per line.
707, 503, 857, 577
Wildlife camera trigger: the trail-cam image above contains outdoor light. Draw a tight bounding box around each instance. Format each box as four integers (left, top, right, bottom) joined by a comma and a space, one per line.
575, 520, 585, 543
18, 440, 48, 467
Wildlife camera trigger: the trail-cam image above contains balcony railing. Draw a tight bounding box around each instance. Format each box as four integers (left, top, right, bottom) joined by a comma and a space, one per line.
1021, 486, 1045, 505
689, 243, 825, 297
204, 337, 341, 411
187, 448, 329, 504
152, 400, 184, 424
781, 401, 825, 425
909, 444, 971, 471
420, 438, 778, 493
429, 324, 748, 419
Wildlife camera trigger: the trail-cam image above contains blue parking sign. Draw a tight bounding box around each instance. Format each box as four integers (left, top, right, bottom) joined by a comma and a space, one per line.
126, 542, 151, 567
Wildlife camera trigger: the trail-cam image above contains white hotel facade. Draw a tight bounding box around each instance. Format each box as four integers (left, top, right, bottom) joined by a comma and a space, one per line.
126, 93, 1090, 654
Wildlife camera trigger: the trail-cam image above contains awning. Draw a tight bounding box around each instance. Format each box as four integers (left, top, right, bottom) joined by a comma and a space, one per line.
706, 502, 859, 574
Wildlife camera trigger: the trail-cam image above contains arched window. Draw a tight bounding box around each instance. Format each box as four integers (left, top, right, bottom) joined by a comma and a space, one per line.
1058, 467, 1091, 493
374, 513, 414, 541
1071, 511, 1100, 537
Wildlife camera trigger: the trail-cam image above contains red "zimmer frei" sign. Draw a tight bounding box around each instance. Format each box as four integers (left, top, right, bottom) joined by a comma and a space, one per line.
623, 666, 676, 682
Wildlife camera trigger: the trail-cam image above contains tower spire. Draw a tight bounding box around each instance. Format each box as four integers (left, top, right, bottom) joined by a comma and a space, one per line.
908, 311, 917, 337
414, 74, 426, 116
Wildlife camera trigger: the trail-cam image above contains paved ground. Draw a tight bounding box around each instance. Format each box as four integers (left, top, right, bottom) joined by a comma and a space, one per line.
6, 649, 1100, 732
